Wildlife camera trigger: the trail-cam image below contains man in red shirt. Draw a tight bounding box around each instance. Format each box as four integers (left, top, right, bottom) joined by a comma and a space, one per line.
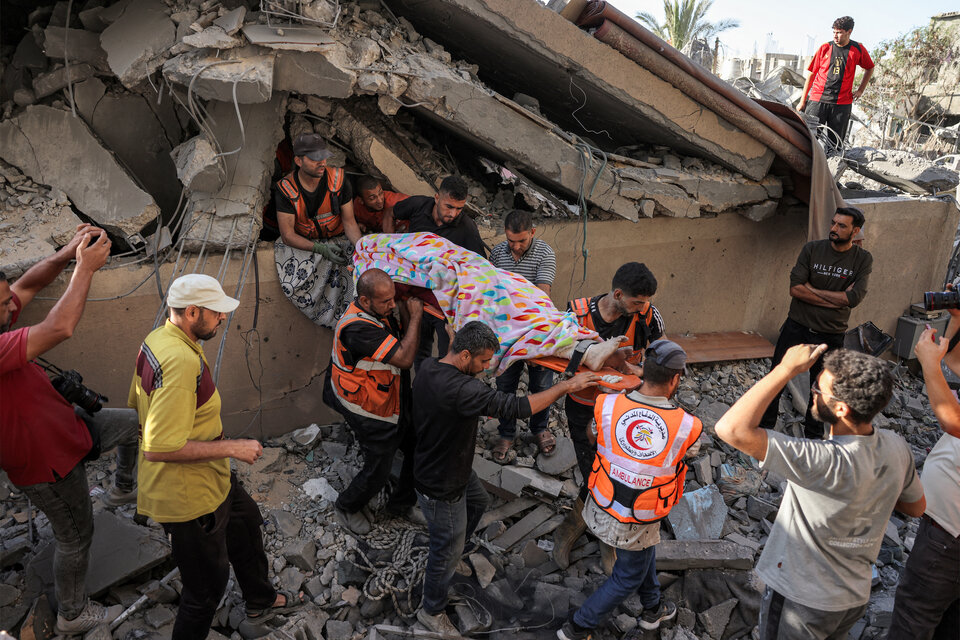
0, 225, 138, 634
352, 175, 409, 233
798, 16, 874, 151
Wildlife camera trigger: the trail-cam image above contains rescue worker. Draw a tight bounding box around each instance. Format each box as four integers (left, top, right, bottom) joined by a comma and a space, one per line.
323, 269, 423, 535
558, 340, 701, 639
553, 262, 664, 571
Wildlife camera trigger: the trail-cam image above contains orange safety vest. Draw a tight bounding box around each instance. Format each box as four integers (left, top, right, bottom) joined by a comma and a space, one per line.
588, 393, 702, 524
276, 168, 345, 240
568, 296, 654, 406
329, 302, 401, 424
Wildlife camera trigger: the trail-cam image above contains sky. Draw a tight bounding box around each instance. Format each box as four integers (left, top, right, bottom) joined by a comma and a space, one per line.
608, 0, 958, 59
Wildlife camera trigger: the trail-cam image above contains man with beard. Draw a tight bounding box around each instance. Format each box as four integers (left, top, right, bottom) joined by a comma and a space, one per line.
324, 269, 422, 535
553, 262, 664, 570
759, 206, 872, 439
715, 346, 925, 640
130, 275, 302, 639
351, 176, 409, 233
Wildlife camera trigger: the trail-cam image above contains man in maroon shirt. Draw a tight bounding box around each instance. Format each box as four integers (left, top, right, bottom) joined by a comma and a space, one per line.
0, 225, 138, 634
798, 16, 874, 151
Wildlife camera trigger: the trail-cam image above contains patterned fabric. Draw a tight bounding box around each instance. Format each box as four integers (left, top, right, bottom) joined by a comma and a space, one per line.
275, 237, 355, 329
353, 233, 598, 373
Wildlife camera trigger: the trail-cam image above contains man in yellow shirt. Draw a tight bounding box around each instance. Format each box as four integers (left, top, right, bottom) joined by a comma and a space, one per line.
129, 274, 301, 639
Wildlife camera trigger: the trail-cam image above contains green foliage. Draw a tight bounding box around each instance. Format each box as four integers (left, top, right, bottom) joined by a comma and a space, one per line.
636, 0, 739, 52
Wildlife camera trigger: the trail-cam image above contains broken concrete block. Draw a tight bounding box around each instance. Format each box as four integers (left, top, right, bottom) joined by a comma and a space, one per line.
667, 484, 727, 540
302, 477, 338, 502
100, 0, 175, 88
746, 496, 778, 521
351, 37, 381, 66
325, 619, 354, 640
270, 509, 303, 539
739, 200, 778, 222
282, 539, 316, 571
182, 26, 243, 50
491, 504, 554, 550
0, 583, 20, 607
473, 454, 502, 487
163, 47, 274, 104
697, 598, 738, 640
535, 436, 577, 475
690, 455, 713, 486
357, 72, 389, 94
273, 50, 355, 98
845, 147, 960, 194
724, 532, 761, 552
32, 62, 96, 99
655, 540, 754, 570
213, 7, 247, 35
171, 135, 225, 194
500, 466, 564, 497
145, 605, 177, 629
0, 105, 160, 239
279, 566, 305, 592
469, 553, 496, 588
696, 399, 731, 431
42, 27, 110, 72
520, 539, 549, 568
72, 76, 106, 122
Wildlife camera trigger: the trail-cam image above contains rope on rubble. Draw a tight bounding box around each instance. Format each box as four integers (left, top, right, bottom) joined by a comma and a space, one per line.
348, 520, 429, 617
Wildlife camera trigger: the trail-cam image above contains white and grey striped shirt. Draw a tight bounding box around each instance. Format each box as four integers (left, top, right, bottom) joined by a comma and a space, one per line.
489, 238, 556, 285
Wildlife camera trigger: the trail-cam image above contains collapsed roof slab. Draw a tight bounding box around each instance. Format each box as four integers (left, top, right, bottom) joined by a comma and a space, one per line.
383, 0, 775, 181
0, 105, 160, 239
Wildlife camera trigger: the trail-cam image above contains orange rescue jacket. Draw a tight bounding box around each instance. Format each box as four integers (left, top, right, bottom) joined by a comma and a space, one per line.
276, 168, 345, 240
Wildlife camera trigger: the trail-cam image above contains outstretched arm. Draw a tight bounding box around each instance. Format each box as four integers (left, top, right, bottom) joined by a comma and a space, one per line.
12, 224, 96, 307
915, 327, 960, 438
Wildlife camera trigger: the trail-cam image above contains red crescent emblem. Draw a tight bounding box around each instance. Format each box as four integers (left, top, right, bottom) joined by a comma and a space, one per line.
626, 419, 655, 450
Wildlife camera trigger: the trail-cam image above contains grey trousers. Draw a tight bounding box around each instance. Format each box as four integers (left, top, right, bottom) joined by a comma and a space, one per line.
17, 408, 139, 619
757, 587, 867, 640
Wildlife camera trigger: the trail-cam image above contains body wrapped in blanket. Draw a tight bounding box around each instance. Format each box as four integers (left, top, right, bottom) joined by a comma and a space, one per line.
352, 233, 626, 374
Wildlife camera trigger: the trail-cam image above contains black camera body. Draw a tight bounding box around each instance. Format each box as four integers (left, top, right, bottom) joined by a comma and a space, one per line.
924, 290, 960, 312
52, 369, 107, 414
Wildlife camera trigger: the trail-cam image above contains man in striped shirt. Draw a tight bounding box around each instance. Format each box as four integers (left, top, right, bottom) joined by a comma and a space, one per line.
488, 210, 559, 461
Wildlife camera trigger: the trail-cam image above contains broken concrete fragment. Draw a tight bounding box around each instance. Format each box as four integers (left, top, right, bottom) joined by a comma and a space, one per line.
282, 539, 316, 571
844, 147, 960, 195
499, 466, 564, 497
469, 553, 496, 588
270, 509, 303, 539
163, 48, 274, 104
535, 436, 577, 475
697, 597, 738, 640
32, 62, 96, 99
171, 135, 225, 194
0, 105, 160, 239
182, 26, 243, 50
739, 200, 778, 222
357, 72, 389, 94
667, 484, 727, 540
302, 477, 339, 502
213, 7, 246, 35
273, 50, 355, 98
99, 0, 176, 88
42, 27, 110, 72
655, 540, 754, 570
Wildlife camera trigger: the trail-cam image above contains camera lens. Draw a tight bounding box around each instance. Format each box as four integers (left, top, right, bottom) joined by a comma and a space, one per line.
924, 291, 960, 311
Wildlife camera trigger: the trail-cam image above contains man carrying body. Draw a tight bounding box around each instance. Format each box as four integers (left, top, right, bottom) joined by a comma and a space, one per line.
553, 262, 664, 569
324, 268, 423, 535
715, 346, 925, 640
489, 210, 558, 462
798, 16, 874, 151
352, 176, 409, 233
412, 321, 598, 635
130, 275, 301, 639
888, 324, 960, 639
760, 206, 872, 438
0, 225, 138, 634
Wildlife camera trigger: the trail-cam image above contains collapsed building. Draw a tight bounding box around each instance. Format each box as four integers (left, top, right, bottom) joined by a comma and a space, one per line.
0, 1, 958, 639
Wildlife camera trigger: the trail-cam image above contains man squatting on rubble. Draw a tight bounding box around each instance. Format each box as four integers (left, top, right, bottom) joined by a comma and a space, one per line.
0, 225, 140, 634
324, 268, 423, 535
558, 339, 703, 639
887, 321, 960, 638
715, 344, 925, 640
129, 275, 304, 640
798, 16, 874, 150
553, 262, 665, 571
489, 209, 558, 462
383, 175, 487, 368
410, 321, 600, 635
759, 206, 872, 439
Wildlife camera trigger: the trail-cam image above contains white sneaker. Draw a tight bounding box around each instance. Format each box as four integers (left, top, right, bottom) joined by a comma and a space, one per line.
56, 600, 124, 635
416, 608, 461, 637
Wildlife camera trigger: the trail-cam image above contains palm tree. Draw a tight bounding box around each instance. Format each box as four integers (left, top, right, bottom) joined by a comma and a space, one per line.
637, 0, 739, 53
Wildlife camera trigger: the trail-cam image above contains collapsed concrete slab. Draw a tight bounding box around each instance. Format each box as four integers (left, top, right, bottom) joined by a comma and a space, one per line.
42, 26, 110, 73
99, 0, 176, 88
181, 95, 286, 250
171, 135, 226, 194
0, 105, 160, 239
163, 47, 275, 104
844, 147, 960, 195
32, 62, 96, 99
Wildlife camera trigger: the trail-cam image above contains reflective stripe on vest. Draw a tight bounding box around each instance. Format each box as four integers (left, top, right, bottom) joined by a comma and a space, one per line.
588, 393, 701, 524
276, 168, 345, 240
330, 302, 401, 424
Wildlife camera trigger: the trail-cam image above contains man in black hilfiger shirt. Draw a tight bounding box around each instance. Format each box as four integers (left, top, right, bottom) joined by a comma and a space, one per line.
411, 321, 598, 636
760, 206, 873, 439
798, 16, 874, 151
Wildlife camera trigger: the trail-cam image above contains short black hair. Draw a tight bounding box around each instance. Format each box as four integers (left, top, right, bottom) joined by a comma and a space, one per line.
612, 262, 657, 297
642, 359, 682, 385
438, 175, 468, 201
833, 16, 854, 31
356, 175, 381, 194
356, 268, 392, 299
451, 321, 499, 356
504, 210, 534, 233
822, 349, 893, 423
836, 206, 864, 229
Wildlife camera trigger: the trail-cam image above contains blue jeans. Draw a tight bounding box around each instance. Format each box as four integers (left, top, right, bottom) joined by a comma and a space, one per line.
495, 361, 554, 439
417, 472, 489, 614
573, 545, 660, 629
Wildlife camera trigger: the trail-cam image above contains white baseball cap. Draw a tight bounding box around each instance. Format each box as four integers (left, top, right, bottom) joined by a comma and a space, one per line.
167, 274, 239, 313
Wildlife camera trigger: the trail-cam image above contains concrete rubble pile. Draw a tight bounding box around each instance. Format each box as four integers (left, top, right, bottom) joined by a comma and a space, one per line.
0, 358, 941, 640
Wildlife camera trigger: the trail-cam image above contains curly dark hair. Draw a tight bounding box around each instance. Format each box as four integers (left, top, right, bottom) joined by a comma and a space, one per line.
822, 349, 893, 423
833, 16, 854, 31
612, 262, 657, 297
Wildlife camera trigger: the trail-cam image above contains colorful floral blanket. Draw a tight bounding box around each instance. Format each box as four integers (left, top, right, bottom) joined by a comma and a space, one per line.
353, 233, 598, 372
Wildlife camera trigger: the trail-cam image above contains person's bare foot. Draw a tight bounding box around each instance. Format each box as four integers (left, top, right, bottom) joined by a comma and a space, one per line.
582, 336, 627, 371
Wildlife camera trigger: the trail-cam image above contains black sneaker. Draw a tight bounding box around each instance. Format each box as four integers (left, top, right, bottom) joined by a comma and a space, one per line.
557, 620, 592, 640
639, 599, 677, 630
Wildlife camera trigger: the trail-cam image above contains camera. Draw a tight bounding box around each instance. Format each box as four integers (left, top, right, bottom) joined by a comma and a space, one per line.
52, 369, 107, 414
924, 291, 960, 312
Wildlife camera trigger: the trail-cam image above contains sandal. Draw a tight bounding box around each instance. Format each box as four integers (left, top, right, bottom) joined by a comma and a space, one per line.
246, 589, 305, 619
491, 438, 514, 464
536, 430, 557, 457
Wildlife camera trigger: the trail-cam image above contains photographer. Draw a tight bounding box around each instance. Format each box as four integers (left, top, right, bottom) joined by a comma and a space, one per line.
0, 225, 138, 634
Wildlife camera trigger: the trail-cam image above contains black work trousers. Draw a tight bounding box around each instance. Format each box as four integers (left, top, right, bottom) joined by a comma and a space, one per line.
759, 317, 845, 439
565, 396, 597, 501
414, 313, 450, 371
804, 101, 852, 152
161, 474, 275, 640
336, 412, 416, 514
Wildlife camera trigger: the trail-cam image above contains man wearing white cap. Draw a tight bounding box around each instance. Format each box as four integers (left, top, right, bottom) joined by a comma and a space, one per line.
129, 274, 302, 639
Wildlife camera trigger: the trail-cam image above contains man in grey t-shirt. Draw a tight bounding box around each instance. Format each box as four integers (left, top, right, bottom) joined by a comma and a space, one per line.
716, 346, 924, 640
